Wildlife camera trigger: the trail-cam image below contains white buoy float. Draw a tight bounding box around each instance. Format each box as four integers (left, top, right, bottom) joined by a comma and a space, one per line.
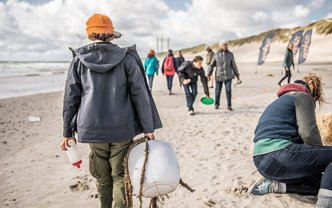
128, 140, 180, 198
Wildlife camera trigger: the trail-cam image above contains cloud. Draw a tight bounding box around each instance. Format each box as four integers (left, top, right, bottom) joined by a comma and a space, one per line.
293, 5, 310, 18
326, 13, 332, 18
252, 11, 268, 22
0, 0, 329, 61
308, 0, 325, 9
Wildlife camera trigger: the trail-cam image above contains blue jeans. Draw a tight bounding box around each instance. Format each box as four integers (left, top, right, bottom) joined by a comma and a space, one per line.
215, 79, 232, 107
147, 75, 154, 90
183, 82, 197, 111
166, 75, 174, 91
254, 143, 332, 195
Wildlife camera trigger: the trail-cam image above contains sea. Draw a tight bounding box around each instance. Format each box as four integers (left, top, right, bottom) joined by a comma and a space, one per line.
0, 61, 70, 98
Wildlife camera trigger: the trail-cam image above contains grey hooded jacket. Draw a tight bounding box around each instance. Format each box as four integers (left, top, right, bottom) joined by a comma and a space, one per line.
208, 50, 239, 82
63, 42, 162, 143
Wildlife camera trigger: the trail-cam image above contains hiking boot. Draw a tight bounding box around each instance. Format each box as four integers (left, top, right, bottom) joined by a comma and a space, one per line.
227, 106, 233, 111
215, 106, 219, 109
169, 90, 172, 95
250, 178, 286, 196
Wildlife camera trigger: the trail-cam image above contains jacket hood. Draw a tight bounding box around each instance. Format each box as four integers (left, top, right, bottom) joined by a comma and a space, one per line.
277, 83, 311, 97
75, 42, 127, 73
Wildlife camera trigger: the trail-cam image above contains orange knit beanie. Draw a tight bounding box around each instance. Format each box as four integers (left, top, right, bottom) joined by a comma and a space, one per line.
86, 13, 115, 37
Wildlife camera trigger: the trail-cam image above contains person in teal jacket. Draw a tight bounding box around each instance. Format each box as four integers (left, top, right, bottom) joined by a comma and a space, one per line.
144, 50, 159, 90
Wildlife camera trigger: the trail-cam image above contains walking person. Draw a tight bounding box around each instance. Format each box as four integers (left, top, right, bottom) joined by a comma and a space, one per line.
250, 73, 332, 208
175, 50, 185, 87
278, 43, 295, 86
178, 56, 210, 115
60, 13, 162, 208
161, 49, 178, 95
208, 41, 240, 111
144, 49, 159, 91
205, 46, 215, 88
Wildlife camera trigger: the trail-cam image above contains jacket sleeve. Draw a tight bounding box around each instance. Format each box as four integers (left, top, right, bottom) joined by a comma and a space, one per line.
295, 93, 322, 145
199, 68, 210, 97
208, 54, 216, 76
283, 50, 288, 67
125, 55, 154, 133
206, 51, 213, 65
161, 58, 165, 74
152, 57, 158, 75
178, 61, 189, 81
231, 53, 239, 78
63, 58, 82, 138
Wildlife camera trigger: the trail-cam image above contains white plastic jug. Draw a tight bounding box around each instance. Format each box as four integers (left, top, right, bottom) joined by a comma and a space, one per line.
66, 140, 82, 168
128, 140, 180, 198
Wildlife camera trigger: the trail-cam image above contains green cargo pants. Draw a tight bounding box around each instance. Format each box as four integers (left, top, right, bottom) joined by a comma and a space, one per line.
89, 140, 131, 208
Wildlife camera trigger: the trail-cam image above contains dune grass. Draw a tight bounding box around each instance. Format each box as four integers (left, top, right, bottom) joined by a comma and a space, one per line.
163, 18, 332, 55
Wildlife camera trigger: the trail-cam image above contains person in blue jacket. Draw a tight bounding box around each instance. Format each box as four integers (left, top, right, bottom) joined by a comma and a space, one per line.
144, 50, 159, 90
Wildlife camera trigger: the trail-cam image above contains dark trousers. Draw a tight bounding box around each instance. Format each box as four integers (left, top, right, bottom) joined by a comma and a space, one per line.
166, 75, 174, 91
215, 79, 232, 107
254, 143, 332, 196
279, 67, 292, 85
183, 82, 197, 111
147, 75, 154, 90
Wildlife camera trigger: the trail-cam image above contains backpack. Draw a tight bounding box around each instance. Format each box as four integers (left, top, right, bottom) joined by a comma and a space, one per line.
164, 56, 175, 72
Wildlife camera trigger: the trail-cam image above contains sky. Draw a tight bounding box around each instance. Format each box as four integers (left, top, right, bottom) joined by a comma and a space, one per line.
0, 0, 331, 61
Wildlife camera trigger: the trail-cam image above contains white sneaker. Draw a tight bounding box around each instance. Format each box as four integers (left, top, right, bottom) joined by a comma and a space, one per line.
189, 110, 195, 116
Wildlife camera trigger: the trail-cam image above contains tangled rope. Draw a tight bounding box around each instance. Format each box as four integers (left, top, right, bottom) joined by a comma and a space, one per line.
123, 138, 195, 208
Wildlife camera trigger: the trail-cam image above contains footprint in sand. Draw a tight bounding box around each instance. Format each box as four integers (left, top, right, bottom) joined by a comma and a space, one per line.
204, 199, 217, 207
69, 181, 89, 192
69, 176, 90, 192
211, 175, 219, 185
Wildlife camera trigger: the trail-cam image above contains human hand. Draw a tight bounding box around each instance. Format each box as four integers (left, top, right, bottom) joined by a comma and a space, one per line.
182, 79, 191, 85
60, 137, 76, 151
144, 133, 155, 140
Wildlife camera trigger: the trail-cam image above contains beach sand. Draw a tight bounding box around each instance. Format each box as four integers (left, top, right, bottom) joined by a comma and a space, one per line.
0, 61, 331, 208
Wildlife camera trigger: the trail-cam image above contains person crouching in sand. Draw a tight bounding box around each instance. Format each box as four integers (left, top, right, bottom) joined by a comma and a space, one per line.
178, 56, 210, 115
60, 13, 162, 208
251, 73, 332, 208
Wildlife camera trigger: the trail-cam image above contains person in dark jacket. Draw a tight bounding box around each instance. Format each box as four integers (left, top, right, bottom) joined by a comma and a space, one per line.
208, 41, 240, 111
251, 73, 332, 208
161, 49, 178, 95
175, 50, 185, 87
178, 56, 210, 115
205, 46, 214, 88
278, 43, 295, 86
60, 13, 162, 208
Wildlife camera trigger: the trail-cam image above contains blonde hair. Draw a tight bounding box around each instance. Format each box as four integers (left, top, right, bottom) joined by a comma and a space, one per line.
303, 72, 325, 105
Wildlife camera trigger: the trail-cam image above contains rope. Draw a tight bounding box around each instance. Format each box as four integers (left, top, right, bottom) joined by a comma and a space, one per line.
123, 138, 195, 208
